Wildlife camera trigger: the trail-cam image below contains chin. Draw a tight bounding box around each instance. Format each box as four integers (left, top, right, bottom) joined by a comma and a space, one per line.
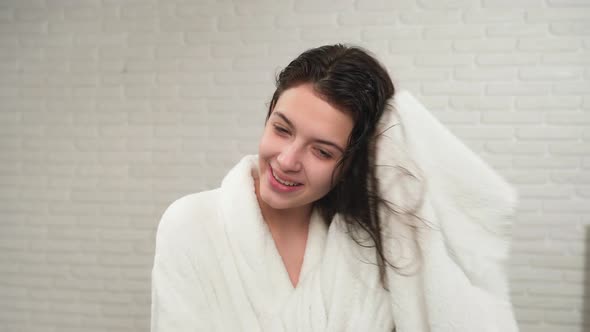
259, 186, 295, 210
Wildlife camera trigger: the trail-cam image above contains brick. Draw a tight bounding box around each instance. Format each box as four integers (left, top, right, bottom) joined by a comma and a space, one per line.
185, 30, 241, 45
464, 9, 524, 23
211, 43, 266, 58
393, 68, 449, 82
53, 276, 104, 290
178, 2, 233, 16
120, 4, 159, 18
516, 127, 582, 140
519, 66, 581, 80
49, 21, 101, 33
550, 22, 590, 36
300, 27, 361, 42
450, 96, 512, 110
64, 6, 117, 20
47, 73, 99, 87
547, 112, 590, 125
515, 96, 581, 109
124, 86, 176, 98
418, 0, 478, 9
355, 0, 414, 10
553, 82, 590, 95
0, 0, 45, 7
72, 87, 123, 98
20, 33, 73, 47
543, 199, 590, 212
453, 38, 516, 53
517, 184, 573, 198
99, 46, 154, 60
15, 8, 62, 21
545, 310, 585, 325
159, 17, 215, 33
548, 0, 590, 5
44, 46, 97, 60
415, 54, 474, 66
424, 25, 484, 39
477, 54, 539, 65
294, 0, 353, 13
487, 23, 548, 37
518, 38, 581, 52
389, 39, 452, 53
213, 71, 269, 84
513, 295, 583, 310
481, 112, 543, 124
48, 0, 100, 6
526, 9, 590, 22
241, 28, 299, 43
448, 126, 515, 139
0, 22, 45, 33
363, 26, 422, 41
422, 82, 481, 95
530, 254, 585, 270
21, 59, 68, 73
100, 229, 152, 241
400, 10, 461, 24
217, 14, 275, 31
482, 0, 543, 7
103, 19, 158, 33
74, 33, 126, 46
485, 141, 546, 155
127, 32, 183, 45
454, 67, 515, 81
101, 73, 154, 86
338, 13, 396, 26
487, 83, 550, 95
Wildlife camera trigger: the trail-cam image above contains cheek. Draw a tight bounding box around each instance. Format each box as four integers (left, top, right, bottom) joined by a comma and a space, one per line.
311, 165, 338, 192
258, 129, 275, 157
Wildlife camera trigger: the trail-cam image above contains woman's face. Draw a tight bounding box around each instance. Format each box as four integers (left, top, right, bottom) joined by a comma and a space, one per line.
257, 83, 354, 212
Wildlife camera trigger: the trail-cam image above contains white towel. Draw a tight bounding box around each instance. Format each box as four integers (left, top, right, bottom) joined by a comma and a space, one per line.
377, 90, 520, 331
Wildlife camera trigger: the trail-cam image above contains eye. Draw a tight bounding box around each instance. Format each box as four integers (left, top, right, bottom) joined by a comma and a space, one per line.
314, 147, 333, 159
273, 125, 290, 135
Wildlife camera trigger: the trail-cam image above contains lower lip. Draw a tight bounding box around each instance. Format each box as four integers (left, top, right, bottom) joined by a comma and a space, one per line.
268, 166, 303, 193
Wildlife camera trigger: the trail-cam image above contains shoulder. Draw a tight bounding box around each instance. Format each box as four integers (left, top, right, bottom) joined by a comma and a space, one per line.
155, 189, 221, 246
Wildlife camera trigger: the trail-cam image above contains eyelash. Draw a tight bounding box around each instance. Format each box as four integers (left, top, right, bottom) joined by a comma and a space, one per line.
315, 148, 332, 159
273, 125, 289, 135
272, 124, 333, 159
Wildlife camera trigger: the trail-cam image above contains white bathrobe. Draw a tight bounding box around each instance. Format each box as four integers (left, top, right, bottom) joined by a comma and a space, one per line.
151, 91, 520, 332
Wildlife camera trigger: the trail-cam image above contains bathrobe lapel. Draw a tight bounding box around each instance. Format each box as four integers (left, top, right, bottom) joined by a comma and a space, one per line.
217, 155, 394, 331
218, 156, 330, 324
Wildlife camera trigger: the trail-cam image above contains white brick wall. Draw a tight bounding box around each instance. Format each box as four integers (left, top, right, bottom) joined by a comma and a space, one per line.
0, 1, 588, 331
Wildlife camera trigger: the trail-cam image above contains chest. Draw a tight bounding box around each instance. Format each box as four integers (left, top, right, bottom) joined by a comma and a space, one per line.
269, 228, 308, 288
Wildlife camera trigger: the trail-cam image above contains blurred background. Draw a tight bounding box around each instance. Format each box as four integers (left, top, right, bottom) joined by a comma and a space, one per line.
0, 0, 588, 331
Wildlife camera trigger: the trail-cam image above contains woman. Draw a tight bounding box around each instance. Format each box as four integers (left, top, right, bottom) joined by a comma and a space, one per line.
151, 44, 519, 331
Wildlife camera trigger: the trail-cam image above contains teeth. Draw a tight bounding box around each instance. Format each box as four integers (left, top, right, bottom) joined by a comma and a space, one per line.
272, 168, 300, 187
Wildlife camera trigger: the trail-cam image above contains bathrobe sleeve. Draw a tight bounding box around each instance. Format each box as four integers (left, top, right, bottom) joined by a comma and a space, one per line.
150, 194, 216, 332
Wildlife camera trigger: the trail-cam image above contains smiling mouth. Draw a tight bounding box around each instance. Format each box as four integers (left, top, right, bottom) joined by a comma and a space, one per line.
271, 167, 302, 187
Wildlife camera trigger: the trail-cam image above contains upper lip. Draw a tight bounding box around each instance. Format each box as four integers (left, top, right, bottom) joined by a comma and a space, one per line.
270, 165, 302, 184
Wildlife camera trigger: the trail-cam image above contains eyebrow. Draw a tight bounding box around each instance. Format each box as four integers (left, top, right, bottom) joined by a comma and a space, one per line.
272, 111, 346, 153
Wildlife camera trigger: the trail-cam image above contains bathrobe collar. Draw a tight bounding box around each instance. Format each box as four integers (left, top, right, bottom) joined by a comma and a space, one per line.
218, 155, 329, 315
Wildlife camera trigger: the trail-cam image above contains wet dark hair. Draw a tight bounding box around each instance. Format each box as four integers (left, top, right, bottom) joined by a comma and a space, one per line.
265, 44, 424, 290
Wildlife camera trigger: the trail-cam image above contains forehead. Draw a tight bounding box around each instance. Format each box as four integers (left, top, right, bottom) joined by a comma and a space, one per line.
272, 84, 354, 146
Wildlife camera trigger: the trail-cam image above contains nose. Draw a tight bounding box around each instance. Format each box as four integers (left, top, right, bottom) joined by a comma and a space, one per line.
276, 143, 302, 172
